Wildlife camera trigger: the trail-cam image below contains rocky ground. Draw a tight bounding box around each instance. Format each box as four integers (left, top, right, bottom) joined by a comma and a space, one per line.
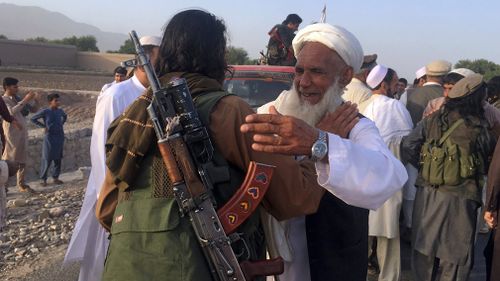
0, 68, 105, 280
0, 172, 85, 281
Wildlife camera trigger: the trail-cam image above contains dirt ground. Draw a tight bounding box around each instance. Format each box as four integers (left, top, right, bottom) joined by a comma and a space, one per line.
0, 69, 112, 91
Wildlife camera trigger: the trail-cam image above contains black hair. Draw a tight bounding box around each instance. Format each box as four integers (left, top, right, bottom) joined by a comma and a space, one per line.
398, 78, 408, 86
373, 68, 396, 90
47, 93, 60, 102
442, 72, 464, 85
114, 66, 127, 75
283, 14, 302, 25
158, 9, 228, 83
2, 77, 18, 90
487, 76, 500, 103
443, 83, 487, 125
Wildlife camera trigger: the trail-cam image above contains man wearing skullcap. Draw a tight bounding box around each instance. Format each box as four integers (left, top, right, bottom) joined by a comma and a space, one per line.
64, 36, 162, 281
406, 60, 451, 126
402, 74, 495, 280
399, 66, 427, 106
363, 65, 413, 281
243, 23, 407, 281
342, 54, 377, 112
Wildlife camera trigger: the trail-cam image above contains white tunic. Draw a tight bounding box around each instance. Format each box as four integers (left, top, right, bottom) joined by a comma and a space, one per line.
100, 81, 116, 95
64, 75, 145, 281
260, 99, 408, 281
362, 94, 413, 238
341, 77, 372, 112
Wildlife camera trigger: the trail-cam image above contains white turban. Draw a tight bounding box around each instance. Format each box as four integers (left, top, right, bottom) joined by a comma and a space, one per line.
292, 23, 364, 73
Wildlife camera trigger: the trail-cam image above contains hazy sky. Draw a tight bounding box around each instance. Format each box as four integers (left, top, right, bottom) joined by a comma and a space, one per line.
3, 0, 500, 79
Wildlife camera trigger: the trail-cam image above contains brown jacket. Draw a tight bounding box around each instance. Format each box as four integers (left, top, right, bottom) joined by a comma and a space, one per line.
486, 124, 500, 281
96, 95, 325, 230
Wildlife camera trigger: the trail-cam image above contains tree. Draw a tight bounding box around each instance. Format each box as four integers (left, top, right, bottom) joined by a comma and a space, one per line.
74, 35, 99, 52
0, 34, 7, 40
226, 46, 257, 65
117, 39, 135, 54
455, 59, 500, 81
39, 35, 99, 52
26, 37, 49, 43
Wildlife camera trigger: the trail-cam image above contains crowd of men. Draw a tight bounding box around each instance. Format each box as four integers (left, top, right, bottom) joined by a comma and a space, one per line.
0, 8, 494, 281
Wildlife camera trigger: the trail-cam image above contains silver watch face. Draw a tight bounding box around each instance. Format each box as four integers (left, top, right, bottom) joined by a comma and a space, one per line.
312, 141, 328, 160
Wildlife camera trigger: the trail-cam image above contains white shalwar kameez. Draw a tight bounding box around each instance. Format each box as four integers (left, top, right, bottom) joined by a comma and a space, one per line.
64, 75, 145, 281
260, 95, 408, 281
362, 94, 413, 281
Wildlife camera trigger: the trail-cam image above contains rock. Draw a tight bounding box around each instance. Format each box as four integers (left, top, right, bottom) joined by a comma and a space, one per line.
38, 210, 51, 221
49, 207, 65, 217
78, 166, 91, 179
29, 247, 40, 254
7, 199, 28, 207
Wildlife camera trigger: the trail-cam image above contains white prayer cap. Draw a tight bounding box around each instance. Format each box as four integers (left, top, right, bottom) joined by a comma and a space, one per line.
366, 64, 388, 89
450, 68, 475, 77
292, 23, 364, 73
415, 66, 426, 79
139, 36, 161, 47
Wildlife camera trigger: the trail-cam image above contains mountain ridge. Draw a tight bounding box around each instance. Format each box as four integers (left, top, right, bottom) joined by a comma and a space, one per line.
0, 3, 127, 52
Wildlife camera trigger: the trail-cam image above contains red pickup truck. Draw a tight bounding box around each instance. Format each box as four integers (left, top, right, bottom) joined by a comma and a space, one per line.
224, 65, 294, 109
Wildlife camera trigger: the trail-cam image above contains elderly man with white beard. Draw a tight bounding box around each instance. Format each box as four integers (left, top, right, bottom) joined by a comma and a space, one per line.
241, 23, 408, 281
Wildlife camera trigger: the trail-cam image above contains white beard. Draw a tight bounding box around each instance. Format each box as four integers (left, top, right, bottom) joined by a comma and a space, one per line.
273, 79, 344, 126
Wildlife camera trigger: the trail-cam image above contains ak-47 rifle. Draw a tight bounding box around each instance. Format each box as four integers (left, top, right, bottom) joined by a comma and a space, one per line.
129, 31, 283, 281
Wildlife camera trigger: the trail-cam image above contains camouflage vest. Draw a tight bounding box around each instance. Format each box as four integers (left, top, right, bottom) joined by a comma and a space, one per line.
102, 92, 265, 281
420, 114, 490, 188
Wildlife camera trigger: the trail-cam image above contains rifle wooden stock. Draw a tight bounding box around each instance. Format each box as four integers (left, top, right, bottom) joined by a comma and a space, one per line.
241, 257, 284, 281
157, 140, 183, 183
166, 137, 205, 196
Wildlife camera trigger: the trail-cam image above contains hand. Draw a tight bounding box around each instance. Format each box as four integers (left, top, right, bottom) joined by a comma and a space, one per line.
484, 211, 497, 229
23, 92, 35, 103
33, 91, 42, 101
316, 102, 359, 138
240, 106, 318, 155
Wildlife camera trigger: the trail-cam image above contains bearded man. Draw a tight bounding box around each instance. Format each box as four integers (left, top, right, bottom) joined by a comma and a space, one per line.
242, 23, 408, 281
363, 65, 413, 281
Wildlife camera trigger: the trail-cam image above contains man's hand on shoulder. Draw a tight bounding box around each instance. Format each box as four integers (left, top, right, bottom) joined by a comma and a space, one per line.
240, 105, 318, 155
316, 102, 359, 138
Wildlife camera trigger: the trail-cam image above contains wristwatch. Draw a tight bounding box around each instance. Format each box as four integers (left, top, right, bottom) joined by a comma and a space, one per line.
310, 130, 328, 162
